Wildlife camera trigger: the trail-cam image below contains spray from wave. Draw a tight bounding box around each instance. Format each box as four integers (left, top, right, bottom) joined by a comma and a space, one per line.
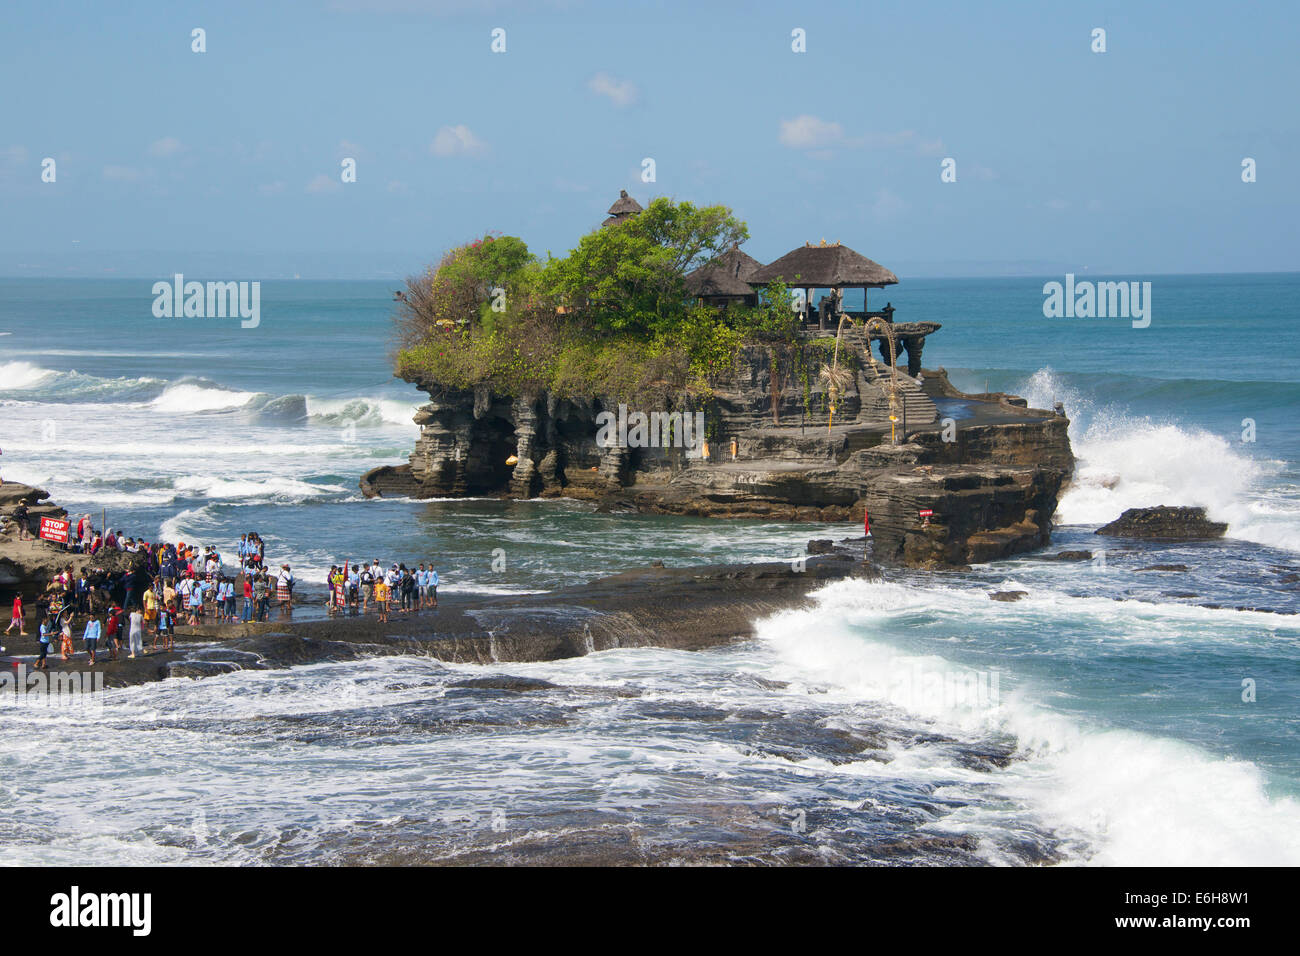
1020, 367, 1300, 552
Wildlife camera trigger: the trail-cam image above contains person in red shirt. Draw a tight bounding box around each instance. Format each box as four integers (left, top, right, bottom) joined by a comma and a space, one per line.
104, 606, 123, 660
4, 594, 24, 637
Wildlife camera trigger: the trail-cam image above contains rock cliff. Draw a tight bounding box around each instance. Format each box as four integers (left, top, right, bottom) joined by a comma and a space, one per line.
364, 348, 1076, 569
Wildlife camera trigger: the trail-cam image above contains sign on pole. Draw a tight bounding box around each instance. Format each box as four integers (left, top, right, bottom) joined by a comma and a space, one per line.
39, 517, 71, 543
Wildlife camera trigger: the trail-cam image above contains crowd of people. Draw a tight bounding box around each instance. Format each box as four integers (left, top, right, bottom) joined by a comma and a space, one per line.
325, 562, 439, 624
4, 524, 443, 668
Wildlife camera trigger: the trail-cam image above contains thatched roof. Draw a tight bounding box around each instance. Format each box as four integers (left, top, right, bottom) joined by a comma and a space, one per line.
684, 246, 763, 298
748, 240, 898, 288
602, 189, 643, 227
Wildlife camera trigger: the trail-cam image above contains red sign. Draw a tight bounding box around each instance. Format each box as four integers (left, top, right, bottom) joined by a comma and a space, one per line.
918, 509, 934, 518
38, 517, 70, 543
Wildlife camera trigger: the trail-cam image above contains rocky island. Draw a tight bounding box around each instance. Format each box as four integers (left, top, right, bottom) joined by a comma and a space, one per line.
363, 191, 1076, 569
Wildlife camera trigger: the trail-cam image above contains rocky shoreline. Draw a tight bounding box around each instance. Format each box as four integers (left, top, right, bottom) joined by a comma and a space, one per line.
1, 532, 876, 687
363, 354, 1077, 570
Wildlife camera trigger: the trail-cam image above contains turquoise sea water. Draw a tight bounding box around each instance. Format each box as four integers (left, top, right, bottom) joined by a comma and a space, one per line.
1, 274, 1297, 865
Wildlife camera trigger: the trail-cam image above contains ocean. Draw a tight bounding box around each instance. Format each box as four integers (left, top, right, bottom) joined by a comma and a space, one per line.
1, 273, 1297, 865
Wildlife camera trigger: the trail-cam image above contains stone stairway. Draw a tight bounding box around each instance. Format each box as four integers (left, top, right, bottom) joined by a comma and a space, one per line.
858, 359, 938, 426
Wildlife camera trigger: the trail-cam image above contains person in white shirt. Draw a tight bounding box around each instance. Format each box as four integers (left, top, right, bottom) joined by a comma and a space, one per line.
127, 608, 145, 658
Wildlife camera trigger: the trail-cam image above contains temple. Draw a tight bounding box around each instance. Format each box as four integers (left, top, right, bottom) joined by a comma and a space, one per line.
364, 190, 1077, 569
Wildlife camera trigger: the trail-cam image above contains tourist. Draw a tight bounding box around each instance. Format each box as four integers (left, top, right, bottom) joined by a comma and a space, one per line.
127, 606, 144, 658
335, 564, 351, 616
12, 500, 30, 540
59, 611, 74, 661
82, 614, 101, 666
253, 569, 270, 621
187, 576, 205, 626
374, 574, 390, 623
176, 573, 194, 617
216, 575, 233, 623
4, 593, 24, 636
74, 571, 90, 613
35, 615, 51, 670
241, 572, 254, 623
104, 606, 122, 660
157, 604, 173, 652
400, 565, 416, 613
360, 563, 374, 612
347, 563, 360, 612
415, 564, 427, 610
277, 564, 294, 615
142, 582, 159, 628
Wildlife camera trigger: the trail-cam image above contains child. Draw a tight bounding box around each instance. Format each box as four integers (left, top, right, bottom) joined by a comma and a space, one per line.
375, 576, 390, 623
157, 604, 173, 652
36, 617, 51, 670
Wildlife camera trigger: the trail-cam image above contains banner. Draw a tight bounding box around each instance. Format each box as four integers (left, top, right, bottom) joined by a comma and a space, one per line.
38, 517, 70, 543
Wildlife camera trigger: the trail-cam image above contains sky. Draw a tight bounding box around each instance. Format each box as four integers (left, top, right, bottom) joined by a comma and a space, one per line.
0, 0, 1296, 279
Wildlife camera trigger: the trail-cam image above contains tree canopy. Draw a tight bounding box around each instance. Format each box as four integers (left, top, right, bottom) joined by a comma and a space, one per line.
393, 198, 799, 401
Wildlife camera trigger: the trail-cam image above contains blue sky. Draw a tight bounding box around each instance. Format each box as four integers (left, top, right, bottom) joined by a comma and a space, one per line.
1, 0, 1296, 278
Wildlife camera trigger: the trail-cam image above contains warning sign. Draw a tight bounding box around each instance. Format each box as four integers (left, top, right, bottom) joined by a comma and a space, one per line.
38, 517, 71, 543
918, 509, 934, 518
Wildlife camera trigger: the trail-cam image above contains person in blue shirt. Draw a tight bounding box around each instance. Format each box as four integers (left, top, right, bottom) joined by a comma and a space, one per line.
415, 565, 428, 610
347, 566, 361, 611
36, 617, 51, 670
83, 615, 102, 665
156, 604, 173, 652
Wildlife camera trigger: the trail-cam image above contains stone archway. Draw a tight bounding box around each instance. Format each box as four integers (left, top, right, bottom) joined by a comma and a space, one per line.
823, 315, 903, 442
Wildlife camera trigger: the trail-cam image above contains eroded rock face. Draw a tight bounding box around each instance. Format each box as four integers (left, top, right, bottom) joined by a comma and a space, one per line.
365, 349, 1076, 569
1095, 506, 1228, 540
861, 454, 1066, 569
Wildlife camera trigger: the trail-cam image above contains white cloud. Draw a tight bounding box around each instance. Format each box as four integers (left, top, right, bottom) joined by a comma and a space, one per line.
430, 124, 487, 157
258, 181, 286, 196
102, 165, 143, 182
779, 115, 844, 149
149, 136, 184, 158
588, 72, 637, 108
3, 145, 29, 165
306, 174, 341, 193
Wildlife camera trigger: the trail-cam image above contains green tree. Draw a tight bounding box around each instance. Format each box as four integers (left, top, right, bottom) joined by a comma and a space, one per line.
541, 198, 747, 338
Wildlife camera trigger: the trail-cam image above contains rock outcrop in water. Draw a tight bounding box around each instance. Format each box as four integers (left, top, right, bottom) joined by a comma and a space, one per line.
364, 348, 1075, 569
1095, 506, 1228, 540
